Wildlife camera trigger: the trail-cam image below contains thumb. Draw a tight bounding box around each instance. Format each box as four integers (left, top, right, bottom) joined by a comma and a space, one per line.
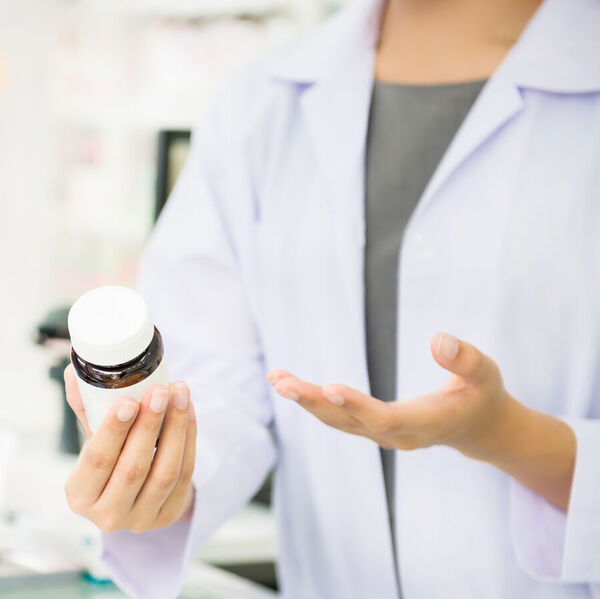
430, 333, 496, 382
64, 364, 92, 440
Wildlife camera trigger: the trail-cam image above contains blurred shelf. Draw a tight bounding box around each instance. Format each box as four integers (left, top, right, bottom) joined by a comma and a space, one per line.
0, 563, 276, 599
51, 104, 198, 133
73, 0, 291, 19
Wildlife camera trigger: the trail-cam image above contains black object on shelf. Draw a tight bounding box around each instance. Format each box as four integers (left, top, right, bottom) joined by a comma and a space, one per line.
50, 357, 80, 454
35, 307, 81, 455
34, 306, 70, 343
155, 129, 191, 222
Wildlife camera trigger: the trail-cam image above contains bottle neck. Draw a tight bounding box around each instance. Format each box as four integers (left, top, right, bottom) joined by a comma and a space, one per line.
71, 327, 164, 389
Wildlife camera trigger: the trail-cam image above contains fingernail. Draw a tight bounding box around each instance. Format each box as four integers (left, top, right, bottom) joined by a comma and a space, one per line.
173, 383, 189, 410
117, 400, 138, 422
188, 402, 196, 421
278, 388, 299, 401
438, 334, 459, 360
150, 388, 169, 413
267, 372, 283, 385
323, 392, 345, 406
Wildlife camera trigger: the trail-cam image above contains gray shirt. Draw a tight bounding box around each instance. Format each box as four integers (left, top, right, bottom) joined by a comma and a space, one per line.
364, 78, 486, 595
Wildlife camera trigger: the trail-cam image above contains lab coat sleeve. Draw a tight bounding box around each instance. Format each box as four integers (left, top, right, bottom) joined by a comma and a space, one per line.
510, 416, 600, 584
100, 98, 277, 599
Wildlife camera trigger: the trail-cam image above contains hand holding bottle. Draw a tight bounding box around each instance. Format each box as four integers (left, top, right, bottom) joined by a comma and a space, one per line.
64, 367, 196, 533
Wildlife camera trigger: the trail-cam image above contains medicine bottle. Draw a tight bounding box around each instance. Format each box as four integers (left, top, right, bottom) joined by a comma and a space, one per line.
68, 286, 169, 433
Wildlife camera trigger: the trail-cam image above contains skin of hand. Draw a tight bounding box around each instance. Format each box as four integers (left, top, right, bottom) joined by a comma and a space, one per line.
64, 365, 196, 533
268, 333, 577, 512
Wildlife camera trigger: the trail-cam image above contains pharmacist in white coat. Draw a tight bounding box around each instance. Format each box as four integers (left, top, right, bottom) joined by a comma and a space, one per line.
64, 0, 600, 597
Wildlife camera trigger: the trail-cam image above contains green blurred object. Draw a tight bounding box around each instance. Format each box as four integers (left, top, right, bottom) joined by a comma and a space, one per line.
0, 576, 125, 599
0, 564, 277, 599
0, 577, 237, 599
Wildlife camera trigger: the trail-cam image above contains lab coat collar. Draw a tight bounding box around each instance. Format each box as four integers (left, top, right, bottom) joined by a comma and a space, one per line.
507, 0, 600, 93
267, 0, 600, 338
270, 0, 600, 93
270, 0, 383, 85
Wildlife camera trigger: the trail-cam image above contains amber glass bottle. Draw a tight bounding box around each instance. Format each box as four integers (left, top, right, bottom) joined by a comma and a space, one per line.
68, 286, 169, 433
71, 326, 164, 389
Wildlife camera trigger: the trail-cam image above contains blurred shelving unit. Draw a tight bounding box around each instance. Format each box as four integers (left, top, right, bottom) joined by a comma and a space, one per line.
45, 0, 352, 303
71, 0, 351, 22
48, 0, 315, 302
76, 0, 289, 17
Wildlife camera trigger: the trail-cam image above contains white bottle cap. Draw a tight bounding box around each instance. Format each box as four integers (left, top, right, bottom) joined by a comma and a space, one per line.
68, 286, 155, 367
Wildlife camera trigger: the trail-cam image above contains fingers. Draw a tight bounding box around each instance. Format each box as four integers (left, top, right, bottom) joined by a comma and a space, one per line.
270, 334, 504, 454
65, 396, 139, 510
64, 364, 92, 439
96, 385, 168, 513
320, 383, 395, 433
156, 403, 197, 528
271, 373, 364, 433
65, 380, 199, 535
267, 369, 293, 386
431, 333, 498, 383
270, 371, 439, 439
132, 382, 191, 517
328, 382, 453, 432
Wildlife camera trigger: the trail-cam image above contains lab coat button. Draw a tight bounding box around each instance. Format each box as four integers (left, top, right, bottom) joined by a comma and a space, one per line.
411, 233, 434, 259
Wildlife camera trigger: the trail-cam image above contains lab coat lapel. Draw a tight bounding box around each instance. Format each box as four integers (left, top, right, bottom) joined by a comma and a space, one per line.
298, 46, 375, 350
411, 0, 600, 222
411, 77, 524, 222
270, 0, 382, 374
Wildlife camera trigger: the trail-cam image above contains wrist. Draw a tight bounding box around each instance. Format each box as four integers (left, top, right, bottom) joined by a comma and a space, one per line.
454, 392, 529, 463
454, 395, 577, 511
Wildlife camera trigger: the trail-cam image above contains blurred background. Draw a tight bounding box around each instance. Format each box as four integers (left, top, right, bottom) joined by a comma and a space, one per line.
0, 1, 346, 596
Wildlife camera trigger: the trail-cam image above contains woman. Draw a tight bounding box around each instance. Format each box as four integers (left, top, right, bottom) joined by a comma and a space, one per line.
63, 0, 600, 597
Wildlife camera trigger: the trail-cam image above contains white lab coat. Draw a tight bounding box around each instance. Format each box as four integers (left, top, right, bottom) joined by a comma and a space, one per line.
101, 0, 600, 597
